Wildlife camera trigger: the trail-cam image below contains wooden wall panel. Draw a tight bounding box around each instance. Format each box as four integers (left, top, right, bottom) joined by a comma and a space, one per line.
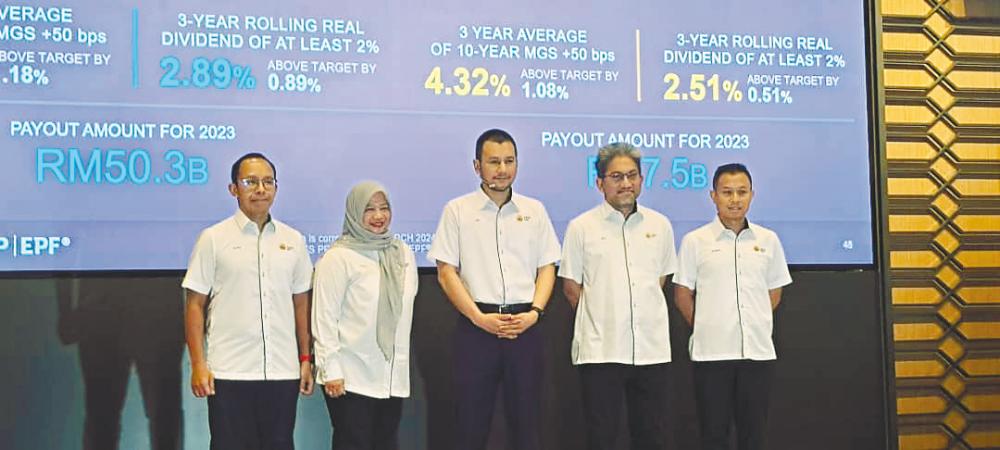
882, 1, 1000, 448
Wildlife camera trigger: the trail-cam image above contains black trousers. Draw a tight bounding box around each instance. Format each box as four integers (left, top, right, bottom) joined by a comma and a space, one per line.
452, 317, 543, 450
693, 360, 775, 450
207, 379, 299, 450
579, 363, 672, 450
324, 391, 403, 450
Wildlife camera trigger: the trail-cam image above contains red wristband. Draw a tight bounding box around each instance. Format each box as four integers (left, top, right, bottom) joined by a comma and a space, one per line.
299, 354, 313, 363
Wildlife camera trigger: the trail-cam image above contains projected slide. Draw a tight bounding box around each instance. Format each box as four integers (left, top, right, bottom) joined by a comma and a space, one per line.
0, 0, 873, 270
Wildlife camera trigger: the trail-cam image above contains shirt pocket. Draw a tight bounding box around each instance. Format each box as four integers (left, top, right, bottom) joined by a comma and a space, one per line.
217, 240, 258, 283
698, 244, 732, 280
267, 243, 302, 286
740, 248, 773, 291
581, 232, 616, 283
459, 212, 500, 261
509, 216, 540, 262
632, 228, 667, 279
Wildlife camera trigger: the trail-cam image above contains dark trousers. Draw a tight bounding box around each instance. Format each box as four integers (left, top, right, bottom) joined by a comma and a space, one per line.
324, 391, 403, 450
453, 317, 543, 450
207, 379, 300, 450
579, 363, 672, 450
694, 360, 775, 450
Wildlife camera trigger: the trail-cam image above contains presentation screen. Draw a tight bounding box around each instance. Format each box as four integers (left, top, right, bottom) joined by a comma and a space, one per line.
0, 0, 873, 270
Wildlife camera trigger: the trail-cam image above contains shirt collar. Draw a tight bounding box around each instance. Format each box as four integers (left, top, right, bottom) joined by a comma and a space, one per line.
599, 200, 643, 223
711, 215, 756, 239
475, 186, 520, 212
234, 209, 275, 234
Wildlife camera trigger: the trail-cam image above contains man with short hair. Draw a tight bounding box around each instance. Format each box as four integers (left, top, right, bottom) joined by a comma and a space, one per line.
183, 152, 315, 450
559, 142, 678, 450
673, 163, 792, 450
428, 129, 560, 450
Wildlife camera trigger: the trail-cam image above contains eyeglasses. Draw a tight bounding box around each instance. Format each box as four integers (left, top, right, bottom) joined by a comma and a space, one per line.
604, 171, 641, 184
237, 177, 277, 190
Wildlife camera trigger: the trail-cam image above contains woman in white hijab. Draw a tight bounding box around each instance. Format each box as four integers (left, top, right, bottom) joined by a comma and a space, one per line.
312, 181, 418, 450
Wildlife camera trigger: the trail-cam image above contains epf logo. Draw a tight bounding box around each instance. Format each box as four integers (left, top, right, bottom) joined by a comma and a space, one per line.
0, 235, 72, 256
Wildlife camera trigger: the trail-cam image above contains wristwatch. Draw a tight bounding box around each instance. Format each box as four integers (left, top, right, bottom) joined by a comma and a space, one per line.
530, 305, 545, 321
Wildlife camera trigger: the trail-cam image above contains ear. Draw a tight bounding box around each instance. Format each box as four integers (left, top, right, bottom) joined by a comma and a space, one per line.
473, 159, 481, 176
595, 176, 605, 193
228, 183, 239, 198
709, 189, 717, 202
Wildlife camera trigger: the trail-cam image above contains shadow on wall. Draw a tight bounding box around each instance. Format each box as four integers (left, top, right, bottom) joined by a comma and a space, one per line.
56, 276, 185, 450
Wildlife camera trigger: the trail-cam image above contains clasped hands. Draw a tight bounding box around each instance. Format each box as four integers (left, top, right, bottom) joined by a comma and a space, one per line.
474, 311, 538, 339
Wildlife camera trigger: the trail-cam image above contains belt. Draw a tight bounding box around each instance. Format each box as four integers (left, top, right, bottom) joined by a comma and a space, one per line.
475, 302, 532, 314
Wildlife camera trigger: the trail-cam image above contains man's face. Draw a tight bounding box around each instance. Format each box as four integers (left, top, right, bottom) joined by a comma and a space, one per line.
710, 172, 753, 224
597, 155, 642, 212
228, 158, 276, 219
475, 140, 517, 192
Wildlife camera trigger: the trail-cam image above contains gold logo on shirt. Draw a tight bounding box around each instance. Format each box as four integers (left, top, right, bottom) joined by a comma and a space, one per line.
754, 246, 766, 253
280, 243, 294, 251
646, 232, 657, 238
517, 215, 531, 222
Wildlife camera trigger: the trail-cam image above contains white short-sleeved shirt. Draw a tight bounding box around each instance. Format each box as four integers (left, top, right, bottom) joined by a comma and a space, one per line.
673, 217, 793, 361
559, 202, 678, 365
427, 189, 561, 304
182, 210, 313, 380
312, 243, 419, 399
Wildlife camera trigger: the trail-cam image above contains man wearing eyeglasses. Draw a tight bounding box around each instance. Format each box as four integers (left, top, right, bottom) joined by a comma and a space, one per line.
559, 142, 678, 450
182, 152, 314, 450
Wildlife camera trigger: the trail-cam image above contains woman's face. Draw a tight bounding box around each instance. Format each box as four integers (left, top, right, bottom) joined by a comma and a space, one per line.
362, 191, 391, 234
